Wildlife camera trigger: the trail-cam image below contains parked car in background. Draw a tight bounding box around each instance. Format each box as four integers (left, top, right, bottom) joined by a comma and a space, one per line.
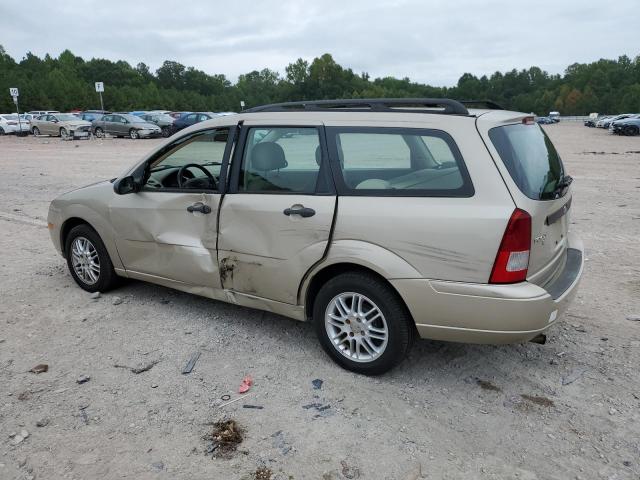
47, 98, 583, 374
536, 116, 555, 125
140, 112, 175, 137
549, 111, 560, 122
79, 110, 109, 122
168, 111, 191, 119
611, 115, 640, 136
172, 112, 218, 133
597, 114, 634, 129
28, 110, 60, 118
0, 114, 31, 135
92, 113, 162, 139
31, 113, 92, 139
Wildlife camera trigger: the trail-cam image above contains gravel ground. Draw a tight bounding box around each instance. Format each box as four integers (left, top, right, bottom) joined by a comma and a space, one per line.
0, 124, 639, 480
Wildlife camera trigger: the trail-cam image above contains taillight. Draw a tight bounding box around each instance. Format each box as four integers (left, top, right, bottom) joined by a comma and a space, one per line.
490, 209, 531, 284
523, 116, 535, 125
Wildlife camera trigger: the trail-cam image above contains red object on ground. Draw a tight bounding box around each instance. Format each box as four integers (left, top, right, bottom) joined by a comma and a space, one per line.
238, 375, 253, 393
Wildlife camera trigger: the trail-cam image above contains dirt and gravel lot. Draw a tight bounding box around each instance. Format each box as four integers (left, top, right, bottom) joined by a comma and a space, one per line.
0, 124, 639, 480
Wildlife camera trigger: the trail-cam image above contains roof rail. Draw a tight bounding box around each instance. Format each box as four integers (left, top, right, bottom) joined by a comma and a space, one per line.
459, 100, 505, 110
245, 98, 469, 115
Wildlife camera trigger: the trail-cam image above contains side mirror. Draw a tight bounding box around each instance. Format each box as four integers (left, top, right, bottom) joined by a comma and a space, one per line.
113, 175, 140, 195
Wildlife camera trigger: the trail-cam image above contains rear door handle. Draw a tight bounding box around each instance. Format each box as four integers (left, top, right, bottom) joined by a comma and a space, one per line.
283, 206, 315, 218
187, 202, 212, 214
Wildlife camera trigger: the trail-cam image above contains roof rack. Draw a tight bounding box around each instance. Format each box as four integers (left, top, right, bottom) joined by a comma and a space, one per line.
245, 98, 469, 115
459, 100, 505, 110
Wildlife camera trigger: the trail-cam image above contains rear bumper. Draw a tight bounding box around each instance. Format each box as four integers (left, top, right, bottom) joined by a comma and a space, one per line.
391, 233, 584, 344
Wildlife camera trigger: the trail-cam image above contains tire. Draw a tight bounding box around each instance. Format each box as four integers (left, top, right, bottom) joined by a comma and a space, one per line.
129, 129, 139, 139
313, 271, 414, 375
60, 127, 68, 139
0, 127, 4, 136
65, 224, 118, 293
624, 125, 638, 136
32, 126, 40, 136
161, 126, 171, 138
94, 127, 104, 138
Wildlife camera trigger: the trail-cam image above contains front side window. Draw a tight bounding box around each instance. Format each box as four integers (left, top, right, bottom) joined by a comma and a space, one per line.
239, 127, 321, 193
144, 128, 229, 191
329, 127, 472, 196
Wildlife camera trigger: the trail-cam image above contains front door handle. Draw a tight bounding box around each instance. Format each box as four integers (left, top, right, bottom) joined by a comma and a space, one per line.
187, 202, 212, 214
283, 206, 315, 218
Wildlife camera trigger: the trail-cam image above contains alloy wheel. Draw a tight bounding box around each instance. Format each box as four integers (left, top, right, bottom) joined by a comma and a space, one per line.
71, 236, 100, 285
324, 292, 389, 363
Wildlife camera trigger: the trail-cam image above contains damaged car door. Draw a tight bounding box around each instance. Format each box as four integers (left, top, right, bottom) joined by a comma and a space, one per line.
218, 124, 336, 304
109, 127, 233, 292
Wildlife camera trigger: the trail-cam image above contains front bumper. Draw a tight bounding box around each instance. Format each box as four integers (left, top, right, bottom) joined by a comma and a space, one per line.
137, 129, 162, 138
391, 233, 585, 344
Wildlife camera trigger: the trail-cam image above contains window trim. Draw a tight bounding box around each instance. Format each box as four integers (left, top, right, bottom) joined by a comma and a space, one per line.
227, 124, 335, 195
325, 126, 474, 198
139, 126, 236, 195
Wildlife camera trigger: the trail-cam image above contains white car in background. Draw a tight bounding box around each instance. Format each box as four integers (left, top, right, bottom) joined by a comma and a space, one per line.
0, 114, 31, 135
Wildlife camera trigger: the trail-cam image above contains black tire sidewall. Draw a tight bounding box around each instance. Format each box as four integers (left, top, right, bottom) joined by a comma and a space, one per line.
64, 224, 117, 293
313, 272, 412, 375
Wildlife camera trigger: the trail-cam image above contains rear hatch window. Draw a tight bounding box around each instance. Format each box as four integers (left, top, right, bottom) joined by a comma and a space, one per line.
488, 124, 564, 200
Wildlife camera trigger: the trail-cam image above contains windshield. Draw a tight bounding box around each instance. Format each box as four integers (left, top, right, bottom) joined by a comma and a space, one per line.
56, 114, 80, 121
489, 123, 565, 200
3, 115, 18, 120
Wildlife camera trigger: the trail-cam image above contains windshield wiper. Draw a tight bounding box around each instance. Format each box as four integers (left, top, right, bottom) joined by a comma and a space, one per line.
553, 174, 573, 196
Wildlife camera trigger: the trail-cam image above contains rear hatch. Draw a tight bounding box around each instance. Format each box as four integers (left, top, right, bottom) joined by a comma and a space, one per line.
486, 119, 572, 286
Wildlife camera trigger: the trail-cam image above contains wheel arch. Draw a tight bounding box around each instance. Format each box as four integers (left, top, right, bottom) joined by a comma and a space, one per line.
60, 217, 98, 257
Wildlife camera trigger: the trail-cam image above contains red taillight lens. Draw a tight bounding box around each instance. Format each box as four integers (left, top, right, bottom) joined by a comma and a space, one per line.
490, 209, 531, 284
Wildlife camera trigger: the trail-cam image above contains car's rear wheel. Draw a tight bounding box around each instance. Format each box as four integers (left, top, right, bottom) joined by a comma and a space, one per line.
32, 126, 40, 136
60, 127, 68, 139
94, 127, 104, 138
129, 129, 139, 139
65, 224, 118, 293
313, 271, 413, 375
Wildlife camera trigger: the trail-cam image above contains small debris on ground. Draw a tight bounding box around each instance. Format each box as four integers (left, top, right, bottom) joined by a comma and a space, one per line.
238, 375, 253, 393
11, 429, 29, 445
254, 466, 273, 480
341, 459, 360, 479
36, 418, 50, 427
79, 405, 89, 425
626, 315, 640, 322
181, 352, 201, 374
242, 404, 263, 409
271, 430, 292, 455
207, 419, 243, 458
90, 292, 101, 300
76, 375, 90, 384
151, 461, 164, 471
562, 368, 587, 386
521, 394, 554, 408
17, 391, 31, 401
476, 379, 502, 392
312, 378, 324, 390
114, 360, 159, 374
29, 364, 48, 374
112, 296, 123, 305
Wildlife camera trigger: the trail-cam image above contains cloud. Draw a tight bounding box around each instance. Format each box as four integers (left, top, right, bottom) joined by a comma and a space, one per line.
0, 0, 637, 86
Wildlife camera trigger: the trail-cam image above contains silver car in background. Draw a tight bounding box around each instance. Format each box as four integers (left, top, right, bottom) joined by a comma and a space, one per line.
92, 113, 162, 139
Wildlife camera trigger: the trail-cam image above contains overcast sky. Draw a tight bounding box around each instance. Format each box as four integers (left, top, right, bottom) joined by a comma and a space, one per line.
1, 0, 637, 86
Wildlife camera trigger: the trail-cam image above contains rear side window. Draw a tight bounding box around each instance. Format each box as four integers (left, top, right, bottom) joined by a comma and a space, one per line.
327, 127, 473, 197
489, 124, 564, 200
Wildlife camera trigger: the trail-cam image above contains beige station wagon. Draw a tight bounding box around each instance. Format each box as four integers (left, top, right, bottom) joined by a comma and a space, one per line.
47, 99, 584, 374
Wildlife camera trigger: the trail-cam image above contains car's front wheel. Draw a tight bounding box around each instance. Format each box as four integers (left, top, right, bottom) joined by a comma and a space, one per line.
313, 271, 413, 375
161, 126, 171, 138
32, 126, 40, 135
129, 129, 139, 139
624, 125, 638, 136
60, 127, 68, 139
65, 224, 118, 293
94, 127, 104, 138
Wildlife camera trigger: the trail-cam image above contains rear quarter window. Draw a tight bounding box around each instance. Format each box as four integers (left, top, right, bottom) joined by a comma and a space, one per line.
327, 127, 473, 197
489, 124, 565, 200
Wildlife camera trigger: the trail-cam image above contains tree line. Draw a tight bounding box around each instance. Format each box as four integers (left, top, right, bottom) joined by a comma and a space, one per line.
1, 45, 639, 115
